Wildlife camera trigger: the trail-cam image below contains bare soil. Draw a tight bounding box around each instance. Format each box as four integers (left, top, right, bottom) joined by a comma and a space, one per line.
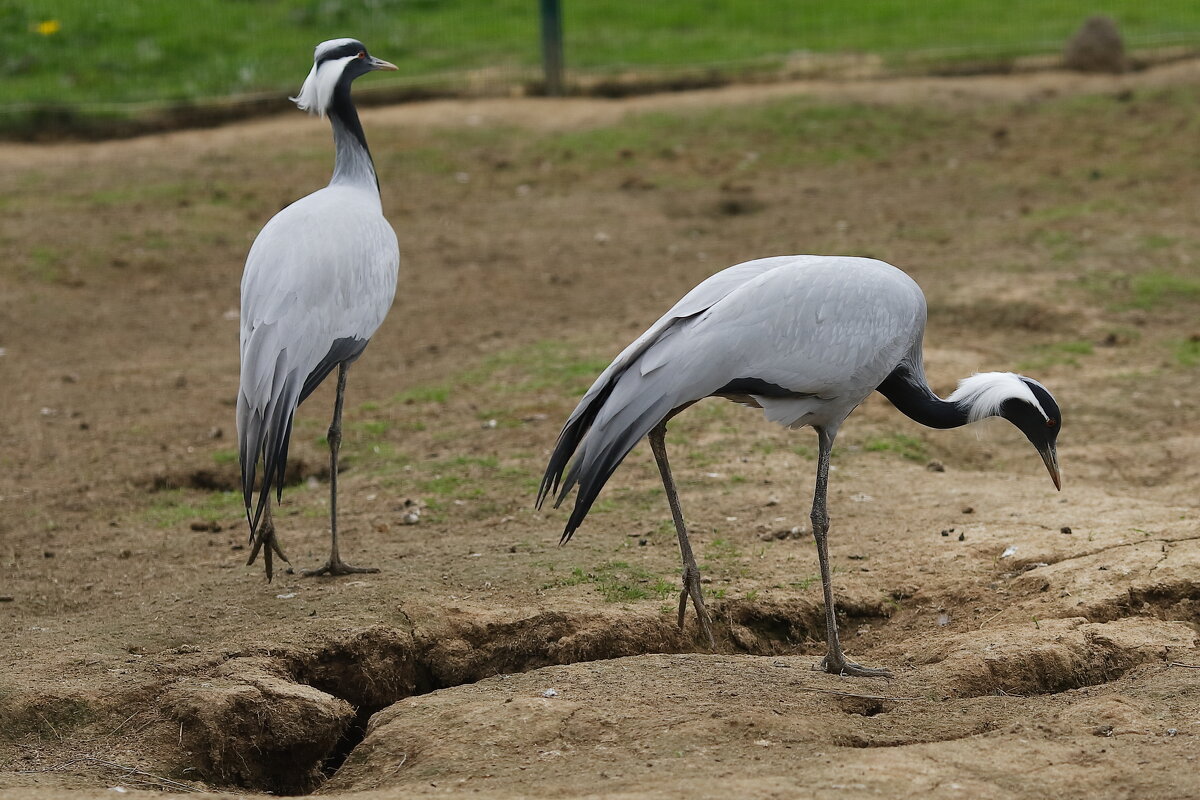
1, 64, 1198, 799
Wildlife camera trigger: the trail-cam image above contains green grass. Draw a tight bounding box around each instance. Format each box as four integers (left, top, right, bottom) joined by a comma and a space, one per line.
1127, 272, 1200, 310
144, 489, 244, 528
1018, 339, 1095, 370
547, 561, 674, 603
4, 1, 1200, 131
1173, 338, 1200, 367
543, 101, 953, 176
1078, 270, 1200, 311
863, 432, 927, 462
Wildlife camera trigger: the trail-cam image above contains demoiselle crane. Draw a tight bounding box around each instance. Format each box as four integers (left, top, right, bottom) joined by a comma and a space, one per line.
238, 39, 399, 579
538, 256, 1062, 676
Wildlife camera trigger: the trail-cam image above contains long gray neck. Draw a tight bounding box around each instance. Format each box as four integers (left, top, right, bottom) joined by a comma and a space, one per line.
328, 82, 380, 191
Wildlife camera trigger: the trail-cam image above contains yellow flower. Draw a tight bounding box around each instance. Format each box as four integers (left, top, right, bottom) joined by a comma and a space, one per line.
34, 19, 61, 36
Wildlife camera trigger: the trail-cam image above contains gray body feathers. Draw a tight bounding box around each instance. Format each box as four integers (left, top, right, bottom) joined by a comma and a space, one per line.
238, 183, 399, 530
538, 256, 927, 540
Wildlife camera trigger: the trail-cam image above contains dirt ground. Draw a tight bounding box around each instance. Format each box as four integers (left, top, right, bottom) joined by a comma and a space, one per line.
1, 62, 1198, 799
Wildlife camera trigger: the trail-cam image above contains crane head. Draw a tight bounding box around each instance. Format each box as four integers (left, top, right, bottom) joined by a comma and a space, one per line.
997, 377, 1062, 491
291, 38, 397, 118
950, 372, 1061, 490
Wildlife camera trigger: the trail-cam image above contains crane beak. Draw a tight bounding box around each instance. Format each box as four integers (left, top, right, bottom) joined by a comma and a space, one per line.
369, 57, 398, 72
1038, 445, 1061, 491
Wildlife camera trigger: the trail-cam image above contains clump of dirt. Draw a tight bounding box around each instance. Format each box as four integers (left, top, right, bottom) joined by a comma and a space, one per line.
162, 661, 355, 794
1064, 15, 1127, 73
911, 617, 1196, 697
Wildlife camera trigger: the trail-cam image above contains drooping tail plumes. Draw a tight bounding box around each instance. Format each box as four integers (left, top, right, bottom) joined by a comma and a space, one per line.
538, 363, 685, 543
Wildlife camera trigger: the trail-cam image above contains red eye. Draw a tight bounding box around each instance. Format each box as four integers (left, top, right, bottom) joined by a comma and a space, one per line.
1046, 418, 1057, 428
357, 51, 366, 59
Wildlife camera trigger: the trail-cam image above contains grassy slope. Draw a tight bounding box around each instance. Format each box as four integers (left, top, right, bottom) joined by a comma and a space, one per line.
2, 0, 1199, 110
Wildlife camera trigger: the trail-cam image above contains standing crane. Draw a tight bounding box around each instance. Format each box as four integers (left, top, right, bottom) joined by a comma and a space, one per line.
538, 255, 1062, 676
238, 39, 399, 580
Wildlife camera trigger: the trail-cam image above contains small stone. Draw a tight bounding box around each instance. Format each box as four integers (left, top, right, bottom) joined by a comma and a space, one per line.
541, 688, 559, 698
402, 510, 420, 525
958, 532, 965, 542
926, 460, 945, 472
961, 506, 974, 514
1060, 526, 1073, 534
940, 528, 954, 537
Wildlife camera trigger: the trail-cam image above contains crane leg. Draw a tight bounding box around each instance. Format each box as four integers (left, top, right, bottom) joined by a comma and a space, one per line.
304, 363, 380, 577
810, 428, 891, 678
649, 422, 716, 650
246, 499, 291, 582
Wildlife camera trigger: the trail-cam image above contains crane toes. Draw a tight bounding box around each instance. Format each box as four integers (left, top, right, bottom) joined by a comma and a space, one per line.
817, 653, 893, 679
677, 571, 717, 651
246, 526, 291, 582
301, 560, 381, 578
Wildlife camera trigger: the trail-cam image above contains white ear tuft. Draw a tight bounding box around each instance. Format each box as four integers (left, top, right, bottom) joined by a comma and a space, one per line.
949, 372, 1046, 424
290, 55, 356, 117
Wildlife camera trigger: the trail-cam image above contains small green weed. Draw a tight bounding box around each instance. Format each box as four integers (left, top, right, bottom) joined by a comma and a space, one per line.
1172, 337, 1200, 367
548, 561, 673, 602
144, 490, 244, 528
863, 433, 927, 461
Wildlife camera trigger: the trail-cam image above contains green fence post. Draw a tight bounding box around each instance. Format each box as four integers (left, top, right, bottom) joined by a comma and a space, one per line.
539, 0, 565, 95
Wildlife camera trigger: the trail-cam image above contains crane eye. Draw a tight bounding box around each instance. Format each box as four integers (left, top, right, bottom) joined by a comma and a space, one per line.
1045, 418, 1057, 428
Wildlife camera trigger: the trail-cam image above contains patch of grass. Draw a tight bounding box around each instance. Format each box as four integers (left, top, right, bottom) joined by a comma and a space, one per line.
1172, 337, 1200, 367
392, 385, 450, 405
1017, 340, 1094, 371
143, 489, 244, 528
705, 538, 742, 561
6, 0, 1200, 124
413, 456, 509, 500
790, 575, 820, 591
211, 449, 237, 465
473, 340, 610, 396
863, 432, 927, 462
546, 100, 953, 175
355, 420, 390, 438
1128, 272, 1200, 310
548, 561, 673, 603
1079, 270, 1200, 311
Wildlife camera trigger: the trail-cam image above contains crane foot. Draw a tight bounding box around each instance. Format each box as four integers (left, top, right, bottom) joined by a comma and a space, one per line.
677, 567, 717, 651
817, 653, 893, 678
246, 525, 291, 582
302, 559, 380, 577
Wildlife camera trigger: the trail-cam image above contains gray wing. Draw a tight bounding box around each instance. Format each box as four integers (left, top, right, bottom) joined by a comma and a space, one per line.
237, 186, 399, 531
536, 255, 791, 513
539, 255, 926, 540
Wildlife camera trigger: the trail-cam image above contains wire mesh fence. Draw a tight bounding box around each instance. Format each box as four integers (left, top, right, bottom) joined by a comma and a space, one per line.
2, 0, 1199, 136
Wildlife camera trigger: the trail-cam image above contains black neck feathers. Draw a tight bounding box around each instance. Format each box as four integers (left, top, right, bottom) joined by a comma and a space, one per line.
328, 73, 379, 190
875, 364, 970, 430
